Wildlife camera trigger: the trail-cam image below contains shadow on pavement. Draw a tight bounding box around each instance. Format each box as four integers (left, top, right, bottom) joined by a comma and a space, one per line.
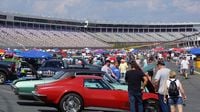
17, 101, 48, 107
38, 109, 58, 112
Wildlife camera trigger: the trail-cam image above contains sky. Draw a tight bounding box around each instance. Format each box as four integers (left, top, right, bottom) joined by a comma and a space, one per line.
0, 0, 199, 23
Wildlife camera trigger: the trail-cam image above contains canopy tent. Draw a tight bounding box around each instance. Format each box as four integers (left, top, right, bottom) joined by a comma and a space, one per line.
170, 48, 185, 53
152, 47, 165, 52
19, 50, 52, 59
189, 48, 200, 55
13, 49, 22, 54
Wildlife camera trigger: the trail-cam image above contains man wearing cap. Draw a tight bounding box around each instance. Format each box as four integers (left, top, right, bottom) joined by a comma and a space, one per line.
154, 61, 171, 112
110, 60, 115, 68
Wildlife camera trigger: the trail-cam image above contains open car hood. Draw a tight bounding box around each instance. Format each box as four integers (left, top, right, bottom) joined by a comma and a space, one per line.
146, 80, 156, 93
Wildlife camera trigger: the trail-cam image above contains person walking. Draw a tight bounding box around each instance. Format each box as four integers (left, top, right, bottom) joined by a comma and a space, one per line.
189, 57, 194, 75
181, 57, 189, 79
154, 61, 171, 112
125, 61, 148, 112
164, 71, 187, 112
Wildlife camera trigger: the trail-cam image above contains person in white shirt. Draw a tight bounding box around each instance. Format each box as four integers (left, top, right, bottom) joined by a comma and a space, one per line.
164, 71, 187, 112
101, 60, 117, 79
181, 57, 189, 79
158, 53, 163, 59
154, 61, 171, 112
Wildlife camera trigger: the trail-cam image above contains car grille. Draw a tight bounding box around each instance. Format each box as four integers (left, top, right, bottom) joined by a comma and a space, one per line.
42, 71, 55, 77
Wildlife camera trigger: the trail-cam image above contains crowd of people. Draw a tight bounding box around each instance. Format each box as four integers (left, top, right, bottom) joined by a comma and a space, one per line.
99, 51, 190, 112
0, 48, 194, 112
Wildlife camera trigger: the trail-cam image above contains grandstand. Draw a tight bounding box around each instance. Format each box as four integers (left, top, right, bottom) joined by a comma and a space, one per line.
0, 12, 200, 49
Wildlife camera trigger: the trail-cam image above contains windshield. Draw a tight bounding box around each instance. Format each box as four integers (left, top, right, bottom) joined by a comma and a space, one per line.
102, 73, 121, 84
52, 71, 65, 79
102, 79, 115, 89
52, 71, 74, 79
42, 61, 64, 68
64, 58, 88, 65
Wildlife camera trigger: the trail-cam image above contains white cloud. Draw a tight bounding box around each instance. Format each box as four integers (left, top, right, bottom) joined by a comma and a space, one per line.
103, 0, 165, 11
173, 0, 200, 14
0, 0, 199, 22
32, 1, 47, 12
32, 0, 82, 14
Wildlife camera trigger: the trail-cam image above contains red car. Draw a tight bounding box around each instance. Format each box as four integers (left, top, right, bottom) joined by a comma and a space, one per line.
33, 75, 159, 112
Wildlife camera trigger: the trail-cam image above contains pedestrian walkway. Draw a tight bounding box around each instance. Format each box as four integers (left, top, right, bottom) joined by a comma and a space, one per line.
165, 61, 200, 112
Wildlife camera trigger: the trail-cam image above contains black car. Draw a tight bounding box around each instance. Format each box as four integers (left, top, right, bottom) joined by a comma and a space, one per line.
37, 58, 101, 77
0, 60, 36, 84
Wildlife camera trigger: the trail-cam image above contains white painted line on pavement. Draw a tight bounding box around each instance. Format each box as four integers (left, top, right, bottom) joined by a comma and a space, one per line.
194, 71, 200, 74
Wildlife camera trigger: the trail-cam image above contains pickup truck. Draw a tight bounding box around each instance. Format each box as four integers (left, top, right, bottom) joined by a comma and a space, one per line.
37, 58, 101, 77
0, 60, 36, 84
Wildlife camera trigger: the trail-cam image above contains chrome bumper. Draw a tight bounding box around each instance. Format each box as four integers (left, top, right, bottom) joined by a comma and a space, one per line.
32, 91, 46, 101
10, 84, 18, 95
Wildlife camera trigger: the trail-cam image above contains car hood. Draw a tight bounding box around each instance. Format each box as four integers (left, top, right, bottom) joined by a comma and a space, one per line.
12, 77, 39, 85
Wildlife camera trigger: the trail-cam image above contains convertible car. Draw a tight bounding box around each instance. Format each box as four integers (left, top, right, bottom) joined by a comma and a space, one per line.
33, 75, 159, 112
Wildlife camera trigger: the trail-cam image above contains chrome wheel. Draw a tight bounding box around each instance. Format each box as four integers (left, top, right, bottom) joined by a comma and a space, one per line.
60, 93, 83, 112
0, 72, 6, 84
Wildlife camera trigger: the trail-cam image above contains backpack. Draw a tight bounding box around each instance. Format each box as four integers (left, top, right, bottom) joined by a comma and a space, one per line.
168, 79, 179, 97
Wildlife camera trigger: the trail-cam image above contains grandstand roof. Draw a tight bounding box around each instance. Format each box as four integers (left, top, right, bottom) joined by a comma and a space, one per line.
1, 11, 200, 26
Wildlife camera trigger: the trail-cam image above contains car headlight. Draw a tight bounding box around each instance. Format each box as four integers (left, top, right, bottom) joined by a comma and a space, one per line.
37, 71, 42, 75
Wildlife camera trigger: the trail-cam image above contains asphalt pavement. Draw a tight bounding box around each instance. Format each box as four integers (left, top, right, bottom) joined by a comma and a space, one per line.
0, 61, 200, 112
165, 61, 200, 112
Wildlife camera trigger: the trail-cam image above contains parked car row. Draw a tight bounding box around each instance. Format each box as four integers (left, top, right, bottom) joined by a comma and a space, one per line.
11, 68, 160, 112
37, 58, 101, 77
0, 57, 101, 84
3, 57, 160, 111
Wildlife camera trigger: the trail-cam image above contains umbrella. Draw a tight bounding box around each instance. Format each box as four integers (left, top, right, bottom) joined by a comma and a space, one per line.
131, 49, 139, 53
171, 48, 184, 52
0, 49, 5, 55
152, 47, 165, 52
94, 49, 106, 54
